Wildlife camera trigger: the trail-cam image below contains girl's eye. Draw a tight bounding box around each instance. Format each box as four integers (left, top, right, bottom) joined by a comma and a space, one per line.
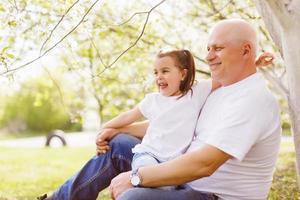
215, 47, 223, 51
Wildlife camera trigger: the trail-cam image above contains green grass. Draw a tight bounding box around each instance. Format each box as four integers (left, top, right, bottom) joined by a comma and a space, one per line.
0, 141, 298, 200
268, 141, 299, 200
0, 147, 110, 200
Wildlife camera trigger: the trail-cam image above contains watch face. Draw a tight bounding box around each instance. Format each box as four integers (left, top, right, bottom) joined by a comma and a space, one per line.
131, 175, 140, 186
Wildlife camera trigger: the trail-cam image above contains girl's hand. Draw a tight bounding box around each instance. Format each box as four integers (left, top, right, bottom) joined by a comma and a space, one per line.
95, 128, 118, 155
255, 52, 274, 68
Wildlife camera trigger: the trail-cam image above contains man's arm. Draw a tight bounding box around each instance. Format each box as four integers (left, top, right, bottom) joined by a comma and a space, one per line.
109, 144, 232, 199
139, 144, 232, 186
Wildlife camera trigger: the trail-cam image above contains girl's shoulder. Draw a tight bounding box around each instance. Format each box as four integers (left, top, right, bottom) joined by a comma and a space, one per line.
143, 92, 162, 101
189, 79, 212, 98
193, 79, 212, 89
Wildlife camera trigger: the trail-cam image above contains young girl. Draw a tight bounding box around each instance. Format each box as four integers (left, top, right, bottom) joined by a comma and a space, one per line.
101, 49, 273, 186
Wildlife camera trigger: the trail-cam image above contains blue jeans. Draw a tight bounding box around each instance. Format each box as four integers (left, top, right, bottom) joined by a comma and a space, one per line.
117, 185, 217, 200
52, 133, 140, 200
51, 134, 216, 200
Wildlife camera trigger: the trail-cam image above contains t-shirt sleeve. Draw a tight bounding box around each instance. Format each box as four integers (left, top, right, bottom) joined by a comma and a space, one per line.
138, 93, 154, 119
192, 79, 212, 107
205, 97, 270, 161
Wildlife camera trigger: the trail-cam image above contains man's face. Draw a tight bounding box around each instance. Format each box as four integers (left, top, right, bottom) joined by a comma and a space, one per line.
206, 28, 245, 86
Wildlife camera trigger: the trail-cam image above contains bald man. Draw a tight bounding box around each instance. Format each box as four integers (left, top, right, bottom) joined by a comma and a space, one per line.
39, 19, 280, 200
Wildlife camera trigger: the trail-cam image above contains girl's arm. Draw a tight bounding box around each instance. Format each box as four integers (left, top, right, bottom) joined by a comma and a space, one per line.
102, 106, 143, 129
117, 121, 149, 139
96, 121, 149, 155
255, 52, 274, 68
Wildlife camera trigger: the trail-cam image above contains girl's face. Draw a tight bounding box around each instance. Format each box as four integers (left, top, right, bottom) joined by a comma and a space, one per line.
153, 56, 186, 97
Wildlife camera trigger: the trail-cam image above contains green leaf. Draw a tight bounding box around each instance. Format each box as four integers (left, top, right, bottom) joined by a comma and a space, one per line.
7, 53, 15, 59
8, 21, 17, 27
1, 46, 9, 54
8, 36, 15, 44
0, 4, 5, 12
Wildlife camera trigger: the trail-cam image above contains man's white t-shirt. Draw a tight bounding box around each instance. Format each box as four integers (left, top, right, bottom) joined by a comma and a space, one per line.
187, 73, 281, 200
132, 79, 212, 161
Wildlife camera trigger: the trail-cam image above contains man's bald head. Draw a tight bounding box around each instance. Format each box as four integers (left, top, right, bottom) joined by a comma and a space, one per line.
210, 19, 258, 58
206, 19, 258, 86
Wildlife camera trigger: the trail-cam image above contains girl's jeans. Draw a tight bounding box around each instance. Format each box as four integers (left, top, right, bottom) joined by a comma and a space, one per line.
131, 152, 174, 190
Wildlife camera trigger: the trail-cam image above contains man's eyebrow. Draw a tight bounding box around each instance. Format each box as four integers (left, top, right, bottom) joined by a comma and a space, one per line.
207, 44, 215, 49
207, 44, 224, 49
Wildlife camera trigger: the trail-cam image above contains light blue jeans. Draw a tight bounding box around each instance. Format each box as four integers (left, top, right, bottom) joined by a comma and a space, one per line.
50, 134, 216, 200
132, 152, 174, 190
131, 152, 161, 171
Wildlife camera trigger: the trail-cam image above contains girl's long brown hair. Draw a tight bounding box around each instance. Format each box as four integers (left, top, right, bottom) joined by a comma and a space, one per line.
157, 49, 196, 98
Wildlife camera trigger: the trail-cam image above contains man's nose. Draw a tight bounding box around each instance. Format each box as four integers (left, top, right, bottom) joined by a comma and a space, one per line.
206, 50, 215, 62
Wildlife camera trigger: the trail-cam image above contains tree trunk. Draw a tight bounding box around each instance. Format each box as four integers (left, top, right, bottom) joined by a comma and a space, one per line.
254, 0, 300, 188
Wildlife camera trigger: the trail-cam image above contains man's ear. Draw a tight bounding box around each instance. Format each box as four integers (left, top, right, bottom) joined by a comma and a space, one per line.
243, 44, 251, 56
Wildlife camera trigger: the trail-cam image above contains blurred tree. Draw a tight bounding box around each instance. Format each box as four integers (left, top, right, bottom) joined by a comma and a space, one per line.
0, 74, 83, 133
254, 0, 300, 188
0, 0, 294, 147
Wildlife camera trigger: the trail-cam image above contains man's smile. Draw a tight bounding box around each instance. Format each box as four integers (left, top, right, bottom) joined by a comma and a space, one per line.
209, 62, 222, 70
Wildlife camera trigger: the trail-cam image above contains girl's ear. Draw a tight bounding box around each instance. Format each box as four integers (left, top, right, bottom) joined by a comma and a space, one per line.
181, 69, 188, 81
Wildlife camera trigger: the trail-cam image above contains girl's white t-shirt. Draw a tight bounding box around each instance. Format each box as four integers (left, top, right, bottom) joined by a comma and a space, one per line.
132, 79, 212, 161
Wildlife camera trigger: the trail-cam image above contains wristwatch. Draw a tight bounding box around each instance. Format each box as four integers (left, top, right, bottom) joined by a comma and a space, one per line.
130, 168, 142, 187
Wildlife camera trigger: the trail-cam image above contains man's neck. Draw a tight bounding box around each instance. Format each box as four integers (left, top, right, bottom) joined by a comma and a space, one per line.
222, 67, 257, 86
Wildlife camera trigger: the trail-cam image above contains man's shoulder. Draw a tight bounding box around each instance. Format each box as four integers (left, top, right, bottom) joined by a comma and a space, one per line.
216, 83, 279, 120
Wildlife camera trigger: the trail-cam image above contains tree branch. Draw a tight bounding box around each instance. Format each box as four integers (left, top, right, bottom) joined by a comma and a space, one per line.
117, 11, 149, 26
196, 69, 210, 76
39, 0, 80, 55
259, 67, 289, 98
43, 66, 66, 110
93, 0, 166, 78
88, 34, 107, 67
1, 0, 101, 76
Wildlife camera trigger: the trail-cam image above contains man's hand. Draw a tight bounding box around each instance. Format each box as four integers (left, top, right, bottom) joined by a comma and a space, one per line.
96, 128, 118, 155
109, 171, 133, 200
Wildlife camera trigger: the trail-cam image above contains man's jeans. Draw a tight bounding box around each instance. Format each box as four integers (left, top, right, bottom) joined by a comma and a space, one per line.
51, 133, 216, 200
118, 186, 218, 200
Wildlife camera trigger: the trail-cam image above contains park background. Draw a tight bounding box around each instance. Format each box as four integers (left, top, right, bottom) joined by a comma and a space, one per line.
0, 0, 299, 199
